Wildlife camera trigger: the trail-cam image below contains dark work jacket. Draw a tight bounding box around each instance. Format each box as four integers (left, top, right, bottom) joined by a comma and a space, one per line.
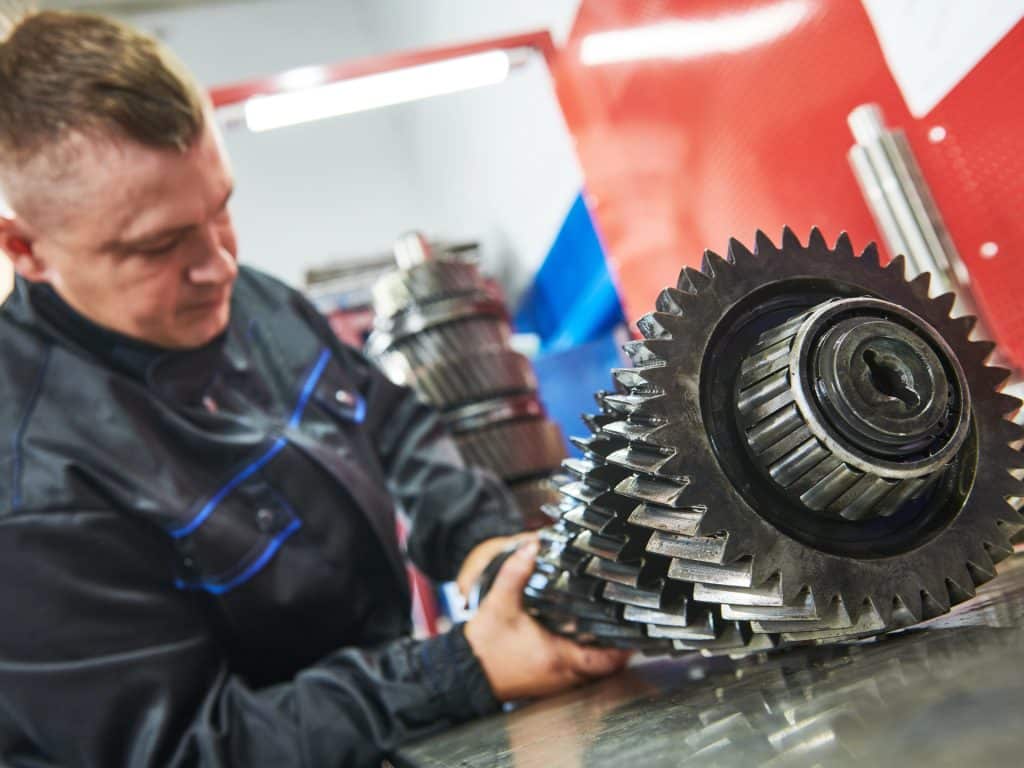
0, 267, 523, 767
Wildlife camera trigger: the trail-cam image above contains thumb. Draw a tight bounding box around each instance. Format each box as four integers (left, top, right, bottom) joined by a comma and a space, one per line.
484, 540, 539, 610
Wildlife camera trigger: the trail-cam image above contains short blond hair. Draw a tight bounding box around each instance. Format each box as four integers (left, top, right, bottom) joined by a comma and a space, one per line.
0, 10, 205, 168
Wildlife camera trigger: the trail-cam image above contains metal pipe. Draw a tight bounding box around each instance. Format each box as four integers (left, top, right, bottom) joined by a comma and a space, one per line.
847, 103, 1023, 421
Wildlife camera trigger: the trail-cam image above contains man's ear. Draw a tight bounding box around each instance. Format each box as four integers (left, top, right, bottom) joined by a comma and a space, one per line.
0, 215, 48, 282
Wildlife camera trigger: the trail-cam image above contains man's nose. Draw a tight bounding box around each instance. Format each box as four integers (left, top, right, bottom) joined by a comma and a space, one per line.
187, 226, 238, 285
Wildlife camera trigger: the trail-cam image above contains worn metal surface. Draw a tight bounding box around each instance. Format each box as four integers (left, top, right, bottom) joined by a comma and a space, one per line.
396, 552, 1024, 768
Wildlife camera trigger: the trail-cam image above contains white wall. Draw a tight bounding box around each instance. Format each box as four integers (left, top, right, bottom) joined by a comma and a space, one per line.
128, 0, 584, 301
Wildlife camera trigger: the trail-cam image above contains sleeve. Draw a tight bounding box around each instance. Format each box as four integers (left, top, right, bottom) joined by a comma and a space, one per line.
290, 292, 526, 582
0, 511, 499, 768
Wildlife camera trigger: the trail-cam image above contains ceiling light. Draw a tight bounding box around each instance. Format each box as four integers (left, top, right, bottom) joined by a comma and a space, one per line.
580, 0, 811, 65
245, 49, 513, 132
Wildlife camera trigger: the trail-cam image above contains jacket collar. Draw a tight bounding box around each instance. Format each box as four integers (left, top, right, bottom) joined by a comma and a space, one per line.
3, 276, 242, 405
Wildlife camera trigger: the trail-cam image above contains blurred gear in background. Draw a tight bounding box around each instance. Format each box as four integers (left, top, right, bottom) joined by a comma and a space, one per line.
523, 227, 1024, 656
367, 232, 566, 529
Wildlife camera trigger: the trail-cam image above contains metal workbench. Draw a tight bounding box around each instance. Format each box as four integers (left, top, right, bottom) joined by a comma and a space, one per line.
395, 553, 1024, 767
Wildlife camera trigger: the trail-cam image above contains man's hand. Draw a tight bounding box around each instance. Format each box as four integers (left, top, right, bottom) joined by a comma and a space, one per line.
456, 532, 537, 601
464, 540, 631, 701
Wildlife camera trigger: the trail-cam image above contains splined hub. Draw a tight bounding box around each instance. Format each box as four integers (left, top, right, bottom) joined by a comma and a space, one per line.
736, 297, 971, 521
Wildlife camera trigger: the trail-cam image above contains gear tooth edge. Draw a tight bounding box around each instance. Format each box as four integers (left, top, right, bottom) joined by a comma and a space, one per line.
701, 249, 728, 276
920, 588, 950, 619
886, 253, 908, 279
908, 271, 932, 298
969, 339, 998, 365
636, 312, 672, 340
727, 237, 755, 264
753, 229, 779, 257
993, 390, 1021, 416
858, 241, 882, 267
780, 225, 803, 252
681, 265, 712, 293
932, 291, 957, 317
952, 314, 979, 338
893, 591, 924, 624
833, 231, 855, 258
655, 287, 689, 317
807, 226, 829, 253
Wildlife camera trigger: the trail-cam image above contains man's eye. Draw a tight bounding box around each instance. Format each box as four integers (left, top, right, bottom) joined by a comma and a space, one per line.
137, 239, 181, 256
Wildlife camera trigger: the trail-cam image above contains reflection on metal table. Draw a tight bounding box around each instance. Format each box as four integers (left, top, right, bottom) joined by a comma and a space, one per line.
394, 552, 1024, 767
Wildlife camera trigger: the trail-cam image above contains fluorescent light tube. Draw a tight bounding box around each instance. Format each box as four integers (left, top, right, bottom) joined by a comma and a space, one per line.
580, 0, 810, 65
246, 49, 512, 132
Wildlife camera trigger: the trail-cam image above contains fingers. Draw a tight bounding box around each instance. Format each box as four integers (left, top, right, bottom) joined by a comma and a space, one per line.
483, 539, 539, 613
556, 637, 632, 679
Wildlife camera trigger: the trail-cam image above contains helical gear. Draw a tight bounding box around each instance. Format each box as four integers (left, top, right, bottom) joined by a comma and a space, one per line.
523, 227, 1024, 654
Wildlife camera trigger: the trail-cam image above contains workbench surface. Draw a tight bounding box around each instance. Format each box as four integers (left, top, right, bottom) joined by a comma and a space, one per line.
395, 554, 1024, 767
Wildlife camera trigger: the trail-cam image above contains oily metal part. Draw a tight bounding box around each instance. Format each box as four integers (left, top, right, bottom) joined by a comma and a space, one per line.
736, 297, 970, 521
523, 227, 1024, 655
371, 259, 483, 320
365, 295, 508, 366
399, 348, 537, 410
369, 252, 568, 531
370, 314, 511, 381
455, 417, 568, 482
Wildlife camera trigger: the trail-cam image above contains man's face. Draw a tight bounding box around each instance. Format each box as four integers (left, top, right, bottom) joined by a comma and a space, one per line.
1, 120, 239, 349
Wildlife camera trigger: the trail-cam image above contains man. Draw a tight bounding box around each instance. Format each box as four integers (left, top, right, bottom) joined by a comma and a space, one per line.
0, 11, 627, 767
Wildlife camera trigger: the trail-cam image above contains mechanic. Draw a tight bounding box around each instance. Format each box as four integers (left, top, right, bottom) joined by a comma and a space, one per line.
0, 10, 628, 767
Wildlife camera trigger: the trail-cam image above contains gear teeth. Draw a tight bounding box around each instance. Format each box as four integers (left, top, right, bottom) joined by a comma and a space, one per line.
637, 310, 686, 340
602, 419, 670, 446
892, 592, 924, 625
944, 566, 976, 603
627, 503, 703, 536
615, 473, 691, 507
969, 339, 998, 365
622, 338, 673, 366
833, 231, 855, 258
611, 365, 668, 393
780, 603, 886, 642
701, 249, 731, 276
668, 557, 754, 588
520, 228, 1017, 658
754, 229, 780, 257
780, 226, 803, 252
993, 390, 1022, 416
572, 529, 636, 562
722, 589, 817, 621
646, 606, 716, 640
646, 531, 729, 564
622, 603, 691, 627
932, 291, 957, 317
951, 315, 978, 337
655, 287, 691, 316
885, 253, 907, 279
584, 555, 646, 588
602, 392, 668, 418
606, 445, 684, 481
807, 226, 829, 253
858, 241, 881, 268
694, 576, 785, 607
908, 271, 932, 299
727, 237, 755, 265
749, 596, 853, 633
678, 266, 712, 293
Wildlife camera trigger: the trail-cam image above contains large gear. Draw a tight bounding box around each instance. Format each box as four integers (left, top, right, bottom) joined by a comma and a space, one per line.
524, 227, 1024, 653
